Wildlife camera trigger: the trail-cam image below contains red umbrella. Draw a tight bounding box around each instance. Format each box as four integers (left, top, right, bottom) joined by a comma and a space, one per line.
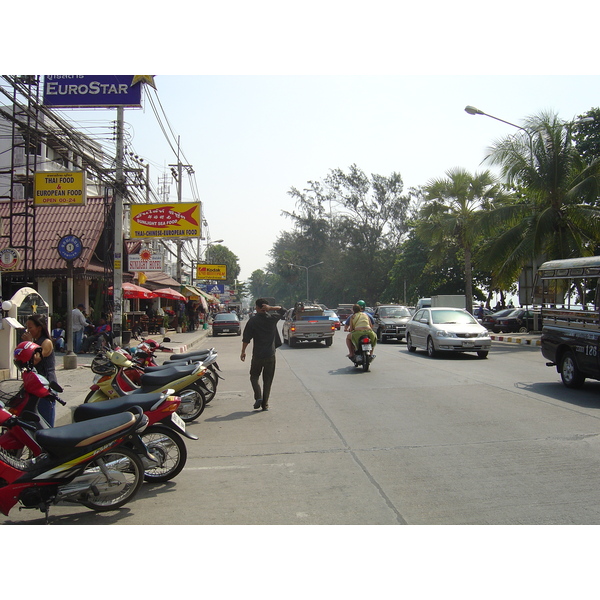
108, 283, 157, 299
152, 288, 187, 301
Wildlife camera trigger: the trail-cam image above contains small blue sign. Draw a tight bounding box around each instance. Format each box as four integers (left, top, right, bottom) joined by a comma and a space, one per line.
207, 285, 225, 294
58, 234, 83, 261
43, 76, 142, 108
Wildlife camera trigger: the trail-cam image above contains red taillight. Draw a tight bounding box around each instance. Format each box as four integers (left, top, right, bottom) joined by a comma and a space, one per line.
361, 336, 370, 344
331, 325, 336, 331
291, 326, 296, 332
90, 384, 100, 391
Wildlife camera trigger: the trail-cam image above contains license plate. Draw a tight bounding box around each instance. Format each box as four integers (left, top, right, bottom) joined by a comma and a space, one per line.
222, 329, 230, 332
362, 343, 372, 351
171, 411, 186, 431
307, 333, 320, 338
462, 342, 474, 347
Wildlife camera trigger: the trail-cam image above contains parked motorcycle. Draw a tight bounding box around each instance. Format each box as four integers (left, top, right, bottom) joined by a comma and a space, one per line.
348, 334, 375, 372
0, 400, 147, 521
2, 343, 195, 483
85, 349, 208, 423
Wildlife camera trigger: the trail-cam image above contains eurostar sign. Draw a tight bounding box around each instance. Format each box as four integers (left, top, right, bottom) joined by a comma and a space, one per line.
42, 75, 155, 108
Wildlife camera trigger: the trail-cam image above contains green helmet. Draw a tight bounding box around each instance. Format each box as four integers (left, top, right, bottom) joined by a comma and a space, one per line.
357, 300, 366, 308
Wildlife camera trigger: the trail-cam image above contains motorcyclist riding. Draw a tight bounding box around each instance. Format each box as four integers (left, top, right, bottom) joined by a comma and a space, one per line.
345, 301, 377, 358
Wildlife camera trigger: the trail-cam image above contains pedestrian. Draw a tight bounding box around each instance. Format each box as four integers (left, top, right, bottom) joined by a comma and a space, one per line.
80, 317, 111, 353
51, 320, 66, 352
21, 314, 57, 424
240, 298, 286, 411
72, 303, 88, 353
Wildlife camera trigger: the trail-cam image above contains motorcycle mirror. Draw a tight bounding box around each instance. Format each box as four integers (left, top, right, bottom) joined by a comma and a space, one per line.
50, 381, 63, 393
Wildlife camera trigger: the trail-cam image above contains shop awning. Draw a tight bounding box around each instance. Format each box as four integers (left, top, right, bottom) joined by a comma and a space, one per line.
182, 285, 216, 301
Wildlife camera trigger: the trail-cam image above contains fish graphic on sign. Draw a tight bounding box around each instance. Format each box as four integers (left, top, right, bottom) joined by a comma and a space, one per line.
133, 205, 198, 228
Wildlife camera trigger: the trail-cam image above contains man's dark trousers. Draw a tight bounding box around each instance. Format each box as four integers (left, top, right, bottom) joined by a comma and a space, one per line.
249, 355, 276, 407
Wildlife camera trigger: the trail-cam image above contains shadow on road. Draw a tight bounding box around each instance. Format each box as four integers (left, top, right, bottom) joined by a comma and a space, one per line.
515, 380, 600, 410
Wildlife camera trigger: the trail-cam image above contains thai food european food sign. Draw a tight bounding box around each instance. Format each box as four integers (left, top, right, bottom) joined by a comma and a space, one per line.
130, 202, 201, 239
34, 171, 87, 206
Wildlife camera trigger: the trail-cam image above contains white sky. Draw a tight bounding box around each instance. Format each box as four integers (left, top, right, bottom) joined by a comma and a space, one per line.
119, 74, 600, 281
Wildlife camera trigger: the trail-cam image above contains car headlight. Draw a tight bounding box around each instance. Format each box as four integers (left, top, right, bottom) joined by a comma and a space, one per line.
435, 330, 457, 338
477, 330, 489, 338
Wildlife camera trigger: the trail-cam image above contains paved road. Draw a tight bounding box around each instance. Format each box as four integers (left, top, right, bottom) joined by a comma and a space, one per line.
3, 328, 600, 525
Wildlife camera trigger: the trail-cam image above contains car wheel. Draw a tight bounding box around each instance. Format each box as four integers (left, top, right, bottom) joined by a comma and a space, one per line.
477, 351, 488, 359
560, 351, 585, 388
426, 336, 437, 358
517, 326, 528, 334
406, 333, 416, 353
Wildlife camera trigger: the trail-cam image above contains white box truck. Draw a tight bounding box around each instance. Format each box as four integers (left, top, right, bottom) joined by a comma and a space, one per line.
430, 295, 466, 308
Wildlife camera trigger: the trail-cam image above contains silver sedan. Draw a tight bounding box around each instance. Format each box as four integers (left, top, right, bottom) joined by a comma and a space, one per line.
405, 307, 492, 359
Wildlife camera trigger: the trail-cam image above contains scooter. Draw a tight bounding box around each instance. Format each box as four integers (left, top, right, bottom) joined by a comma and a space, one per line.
85, 349, 208, 423
348, 334, 375, 372
0, 400, 147, 521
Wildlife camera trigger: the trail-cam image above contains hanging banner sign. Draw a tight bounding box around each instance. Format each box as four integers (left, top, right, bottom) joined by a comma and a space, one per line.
34, 171, 87, 206
130, 202, 201, 239
128, 252, 163, 272
197, 265, 227, 281
43, 75, 143, 108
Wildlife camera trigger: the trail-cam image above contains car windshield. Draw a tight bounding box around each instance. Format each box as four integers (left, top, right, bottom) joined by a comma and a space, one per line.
214, 313, 239, 322
324, 310, 338, 318
431, 310, 477, 325
379, 307, 411, 318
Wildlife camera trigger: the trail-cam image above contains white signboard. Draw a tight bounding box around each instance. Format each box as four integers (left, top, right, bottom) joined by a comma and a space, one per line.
128, 253, 163, 272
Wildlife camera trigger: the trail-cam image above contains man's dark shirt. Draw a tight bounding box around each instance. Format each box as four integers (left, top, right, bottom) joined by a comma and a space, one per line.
242, 308, 286, 359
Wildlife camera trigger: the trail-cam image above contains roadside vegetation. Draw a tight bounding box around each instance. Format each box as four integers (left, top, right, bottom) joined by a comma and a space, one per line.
247, 109, 600, 309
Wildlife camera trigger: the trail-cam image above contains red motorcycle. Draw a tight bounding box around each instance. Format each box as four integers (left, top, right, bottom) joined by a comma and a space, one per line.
0, 398, 147, 520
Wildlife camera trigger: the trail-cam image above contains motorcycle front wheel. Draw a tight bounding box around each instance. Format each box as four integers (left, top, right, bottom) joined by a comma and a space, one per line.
142, 425, 187, 483
79, 446, 144, 511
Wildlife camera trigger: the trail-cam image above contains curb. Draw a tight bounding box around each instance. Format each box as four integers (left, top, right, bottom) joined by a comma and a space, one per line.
490, 334, 541, 346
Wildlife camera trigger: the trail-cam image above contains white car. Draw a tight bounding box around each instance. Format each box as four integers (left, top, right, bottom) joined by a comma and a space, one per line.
405, 307, 492, 359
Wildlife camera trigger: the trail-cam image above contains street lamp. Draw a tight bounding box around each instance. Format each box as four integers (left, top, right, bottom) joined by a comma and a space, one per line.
288, 261, 324, 301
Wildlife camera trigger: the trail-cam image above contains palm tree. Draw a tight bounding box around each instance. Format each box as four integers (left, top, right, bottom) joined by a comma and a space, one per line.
480, 111, 600, 281
417, 168, 505, 314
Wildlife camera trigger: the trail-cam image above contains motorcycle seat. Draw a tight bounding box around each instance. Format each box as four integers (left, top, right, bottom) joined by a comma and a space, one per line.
169, 349, 213, 360
139, 364, 199, 388
35, 411, 137, 456
73, 392, 166, 422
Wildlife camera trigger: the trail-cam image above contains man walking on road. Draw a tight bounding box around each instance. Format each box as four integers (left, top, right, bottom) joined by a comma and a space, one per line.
240, 299, 286, 411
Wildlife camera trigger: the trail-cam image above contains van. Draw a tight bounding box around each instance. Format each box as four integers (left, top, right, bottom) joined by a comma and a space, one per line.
416, 298, 431, 310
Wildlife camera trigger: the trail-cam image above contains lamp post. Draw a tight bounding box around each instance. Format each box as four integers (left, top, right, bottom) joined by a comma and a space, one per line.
289, 261, 323, 302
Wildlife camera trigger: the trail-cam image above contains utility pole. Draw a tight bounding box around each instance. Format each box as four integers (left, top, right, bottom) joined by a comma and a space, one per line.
112, 106, 124, 345
169, 137, 193, 286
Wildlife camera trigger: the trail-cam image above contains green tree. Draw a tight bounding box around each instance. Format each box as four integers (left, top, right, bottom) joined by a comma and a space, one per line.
481, 111, 600, 281
281, 165, 412, 306
416, 168, 505, 314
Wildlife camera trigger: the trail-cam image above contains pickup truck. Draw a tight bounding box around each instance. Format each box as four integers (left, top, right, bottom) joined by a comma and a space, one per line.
281, 303, 336, 347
